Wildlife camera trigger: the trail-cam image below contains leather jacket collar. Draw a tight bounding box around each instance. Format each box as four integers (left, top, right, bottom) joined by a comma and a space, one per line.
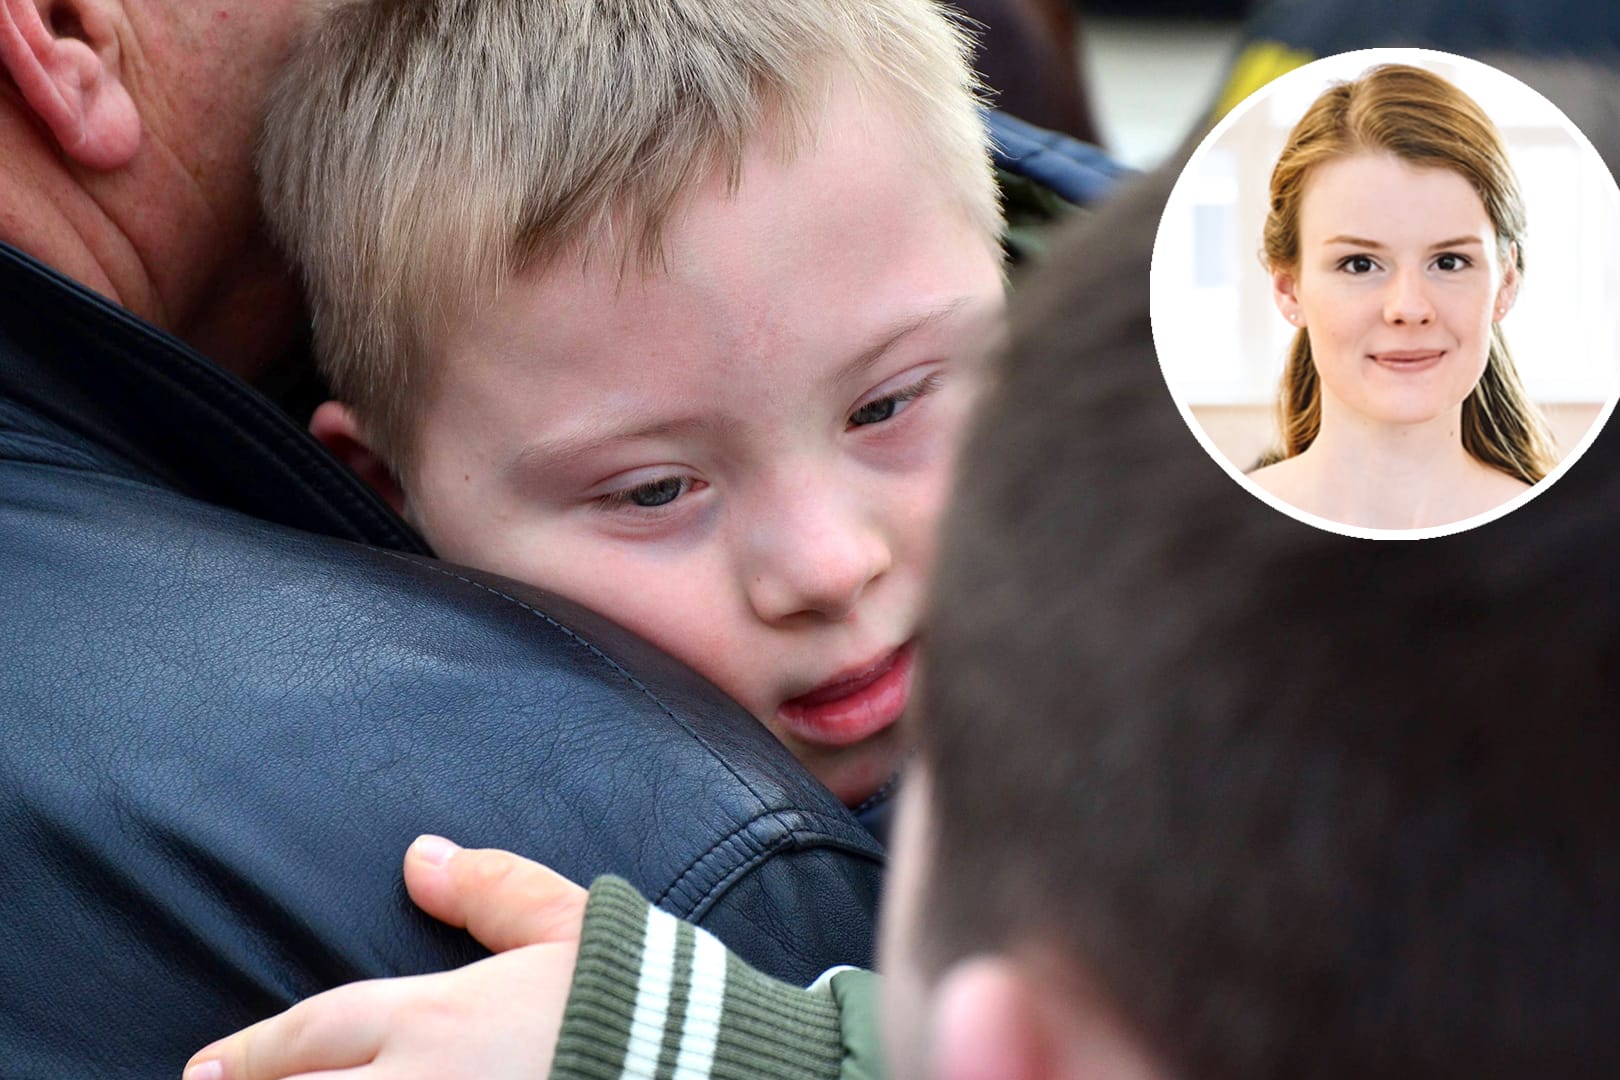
0, 242, 425, 552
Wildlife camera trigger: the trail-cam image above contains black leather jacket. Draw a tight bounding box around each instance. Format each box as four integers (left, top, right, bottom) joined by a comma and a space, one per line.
0, 244, 885, 1077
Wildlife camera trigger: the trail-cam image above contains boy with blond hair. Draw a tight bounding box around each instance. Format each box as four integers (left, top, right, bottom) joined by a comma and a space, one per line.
257, 0, 1011, 811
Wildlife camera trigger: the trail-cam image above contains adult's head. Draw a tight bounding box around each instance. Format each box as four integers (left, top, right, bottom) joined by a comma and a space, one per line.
1260, 63, 1555, 483
0, 0, 315, 374
880, 162, 1620, 1077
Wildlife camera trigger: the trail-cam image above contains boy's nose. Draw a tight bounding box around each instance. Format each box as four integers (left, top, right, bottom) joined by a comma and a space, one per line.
1383, 269, 1436, 326
745, 507, 892, 625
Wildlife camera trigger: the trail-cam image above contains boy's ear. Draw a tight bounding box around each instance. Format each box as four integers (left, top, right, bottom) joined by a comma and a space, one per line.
310, 401, 407, 514
930, 955, 1162, 1080
0, 0, 141, 170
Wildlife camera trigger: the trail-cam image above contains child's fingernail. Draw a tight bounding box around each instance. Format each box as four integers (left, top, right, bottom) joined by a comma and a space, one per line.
411, 834, 459, 866
183, 1060, 223, 1080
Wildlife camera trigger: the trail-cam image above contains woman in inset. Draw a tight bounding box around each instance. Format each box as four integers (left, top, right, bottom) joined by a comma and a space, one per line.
1249, 63, 1556, 529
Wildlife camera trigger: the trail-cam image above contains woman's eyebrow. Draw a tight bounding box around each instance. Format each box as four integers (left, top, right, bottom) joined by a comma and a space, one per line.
1323, 235, 1385, 248
1321, 235, 1485, 250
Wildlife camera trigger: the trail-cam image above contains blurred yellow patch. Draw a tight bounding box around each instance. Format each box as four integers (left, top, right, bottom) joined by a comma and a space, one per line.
1212, 41, 1315, 122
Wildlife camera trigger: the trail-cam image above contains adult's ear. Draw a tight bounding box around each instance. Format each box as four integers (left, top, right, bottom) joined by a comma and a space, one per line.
1270, 266, 1305, 329
1494, 241, 1520, 322
0, 0, 139, 170
310, 400, 408, 514
930, 955, 1162, 1080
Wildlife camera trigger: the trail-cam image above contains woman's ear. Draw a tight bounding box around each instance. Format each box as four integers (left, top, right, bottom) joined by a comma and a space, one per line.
310, 401, 408, 514
1271, 267, 1305, 328
1494, 243, 1520, 322
0, 0, 140, 170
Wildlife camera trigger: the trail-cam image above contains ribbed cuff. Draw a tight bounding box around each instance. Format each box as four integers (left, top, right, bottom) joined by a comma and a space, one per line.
550, 876, 846, 1080
550, 876, 648, 1079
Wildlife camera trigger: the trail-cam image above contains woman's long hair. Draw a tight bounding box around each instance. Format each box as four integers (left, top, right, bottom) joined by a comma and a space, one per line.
1261, 64, 1556, 483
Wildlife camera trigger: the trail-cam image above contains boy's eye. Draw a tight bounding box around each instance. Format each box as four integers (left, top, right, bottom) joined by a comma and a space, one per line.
600, 476, 689, 510
849, 397, 899, 426
1338, 254, 1378, 275
848, 373, 942, 429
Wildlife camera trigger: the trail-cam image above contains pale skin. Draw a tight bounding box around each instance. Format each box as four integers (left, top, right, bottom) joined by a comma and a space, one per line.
1250, 152, 1530, 530
314, 80, 1006, 807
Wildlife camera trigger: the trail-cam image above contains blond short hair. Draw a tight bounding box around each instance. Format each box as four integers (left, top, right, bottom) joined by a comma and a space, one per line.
258, 0, 999, 475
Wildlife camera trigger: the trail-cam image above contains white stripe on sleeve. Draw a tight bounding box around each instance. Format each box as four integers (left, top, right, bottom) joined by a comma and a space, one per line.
671, 926, 729, 1080
620, 905, 679, 1078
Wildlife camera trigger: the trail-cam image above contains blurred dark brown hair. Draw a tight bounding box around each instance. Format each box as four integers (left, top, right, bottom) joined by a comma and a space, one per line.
916, 153, 1620, 1077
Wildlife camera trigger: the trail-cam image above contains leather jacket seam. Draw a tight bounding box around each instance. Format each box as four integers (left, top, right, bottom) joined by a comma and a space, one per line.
658, 808, 884, 919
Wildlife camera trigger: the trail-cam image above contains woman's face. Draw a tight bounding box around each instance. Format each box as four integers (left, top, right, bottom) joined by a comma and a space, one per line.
1272, 152, 1518, 431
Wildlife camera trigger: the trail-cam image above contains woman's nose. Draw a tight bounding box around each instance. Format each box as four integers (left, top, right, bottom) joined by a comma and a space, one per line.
1383, 268, 1436, 326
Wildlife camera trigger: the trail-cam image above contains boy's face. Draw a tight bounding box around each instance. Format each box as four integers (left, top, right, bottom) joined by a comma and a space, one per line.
395, 83, 1004, 805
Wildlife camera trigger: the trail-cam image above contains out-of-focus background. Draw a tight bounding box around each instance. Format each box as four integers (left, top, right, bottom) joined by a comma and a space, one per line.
969, 1, 1246, 170
1077, 11, 1241, 169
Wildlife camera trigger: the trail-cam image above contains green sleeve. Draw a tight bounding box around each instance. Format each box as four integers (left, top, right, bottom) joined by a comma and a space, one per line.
829, 967, 887, 1080
550, 876, 871, 1080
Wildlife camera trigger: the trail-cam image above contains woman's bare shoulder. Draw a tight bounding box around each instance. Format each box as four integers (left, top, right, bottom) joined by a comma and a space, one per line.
1471, 462, 1535, 504
1245, 456, 1310, 501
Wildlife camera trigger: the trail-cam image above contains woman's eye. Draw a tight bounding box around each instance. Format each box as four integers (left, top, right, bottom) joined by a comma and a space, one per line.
1340, 254, 1377, 274
600, 476, 688, 510
1434, 253, 1472, 272
848, 373, 942, 429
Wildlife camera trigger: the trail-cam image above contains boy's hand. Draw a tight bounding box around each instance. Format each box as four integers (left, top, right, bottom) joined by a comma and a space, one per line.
182, 836, 589, 1080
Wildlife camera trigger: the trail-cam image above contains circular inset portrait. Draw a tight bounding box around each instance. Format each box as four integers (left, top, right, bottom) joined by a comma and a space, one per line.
1151, 48, 1620, 539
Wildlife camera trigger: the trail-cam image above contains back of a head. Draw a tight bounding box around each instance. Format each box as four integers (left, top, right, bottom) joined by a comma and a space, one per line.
917, 160, 1620, 1076
256, 0, 997, 477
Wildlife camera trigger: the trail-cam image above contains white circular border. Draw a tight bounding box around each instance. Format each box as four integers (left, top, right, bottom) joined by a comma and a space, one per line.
1149, 46, 1620, 541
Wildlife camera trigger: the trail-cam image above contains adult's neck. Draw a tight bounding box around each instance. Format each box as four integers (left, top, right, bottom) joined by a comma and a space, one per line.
1293, 395, 1488, 530
0, 83, 301, 382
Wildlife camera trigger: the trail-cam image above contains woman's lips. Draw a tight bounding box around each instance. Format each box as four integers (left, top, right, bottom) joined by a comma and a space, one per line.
1370, 349, 1446, 372
776, 642, 915, 748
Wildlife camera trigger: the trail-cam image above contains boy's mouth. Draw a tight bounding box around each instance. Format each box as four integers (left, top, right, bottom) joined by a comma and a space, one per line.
777, 641, 915, 748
